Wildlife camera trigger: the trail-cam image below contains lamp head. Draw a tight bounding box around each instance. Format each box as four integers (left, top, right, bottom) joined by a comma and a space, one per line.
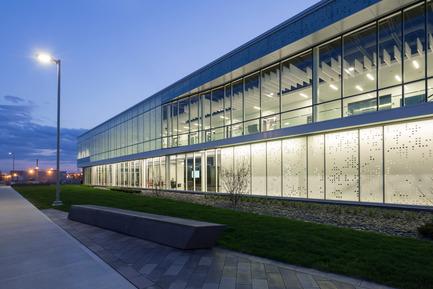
36, 53, 53, 63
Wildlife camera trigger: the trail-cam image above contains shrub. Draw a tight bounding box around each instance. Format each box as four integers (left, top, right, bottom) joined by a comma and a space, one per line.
417, 222, 433, 239
108, 187, 141, 194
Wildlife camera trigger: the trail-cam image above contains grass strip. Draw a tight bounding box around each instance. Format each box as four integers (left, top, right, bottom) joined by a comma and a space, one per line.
14, 185, 433, 289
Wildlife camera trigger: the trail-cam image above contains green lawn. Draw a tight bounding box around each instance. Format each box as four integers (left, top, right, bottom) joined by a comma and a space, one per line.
14, 185, 433, 289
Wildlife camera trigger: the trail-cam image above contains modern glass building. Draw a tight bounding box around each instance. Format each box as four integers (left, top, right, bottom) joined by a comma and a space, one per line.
78, 0, 433, 207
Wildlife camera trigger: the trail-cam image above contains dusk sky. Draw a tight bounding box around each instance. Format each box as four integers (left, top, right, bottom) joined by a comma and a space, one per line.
0, 0, 319, 174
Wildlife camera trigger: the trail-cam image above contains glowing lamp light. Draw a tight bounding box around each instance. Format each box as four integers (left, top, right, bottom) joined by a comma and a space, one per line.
253, 106, 261, 110
300, 93, 308, 98
330, 84, 338, 90
356, 85, 364, 91
413, 60, 420, 69
367, 73, 374, 80
35, 53, 53, 63
395, 75, 402, 82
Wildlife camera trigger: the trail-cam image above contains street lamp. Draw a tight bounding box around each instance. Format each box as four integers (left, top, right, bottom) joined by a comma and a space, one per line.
8, 152, 14, 182
36, 53, 63, 206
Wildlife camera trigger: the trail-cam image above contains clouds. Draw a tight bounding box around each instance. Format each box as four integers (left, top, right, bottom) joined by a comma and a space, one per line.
4, 95, 24, 103
0, 95, 86, 172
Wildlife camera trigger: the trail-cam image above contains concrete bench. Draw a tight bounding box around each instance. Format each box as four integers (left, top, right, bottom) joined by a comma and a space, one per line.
68, 205, 226, 249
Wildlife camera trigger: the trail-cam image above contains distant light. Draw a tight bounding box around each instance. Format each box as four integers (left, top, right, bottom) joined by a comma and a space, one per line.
300, 93, 308, 98
367, 94, 373, 98
330, 84, 338, 90
253, 106, 261, 110
395, 75, 402, 82
267, 93, 274, 97
413, 60, 419, 69
404, 85, 409, 90
220, 116, 225, 119
284, 122, 290, 125
183, 126, 189, 129
348, 67, 354, 71
356, 85, 363, 91
29, 169, 34, 174
35, 53, 53, 63
367, 73, 374, 80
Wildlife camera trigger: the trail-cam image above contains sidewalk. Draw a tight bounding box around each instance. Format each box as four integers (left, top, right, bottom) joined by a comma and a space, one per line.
1, 186, 393, 289
0, 186, 135, 289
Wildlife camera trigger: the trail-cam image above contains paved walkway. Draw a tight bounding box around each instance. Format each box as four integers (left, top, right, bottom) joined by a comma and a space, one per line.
1, 186, 393, 289
0, 186, 135, 289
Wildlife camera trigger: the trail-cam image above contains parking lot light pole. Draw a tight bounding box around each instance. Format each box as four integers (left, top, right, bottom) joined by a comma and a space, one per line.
8, 152, 14, 182
36, 53, 63, 206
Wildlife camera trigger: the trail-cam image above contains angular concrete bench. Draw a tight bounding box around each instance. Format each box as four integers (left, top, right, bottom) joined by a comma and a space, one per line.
68, 205, 226, 249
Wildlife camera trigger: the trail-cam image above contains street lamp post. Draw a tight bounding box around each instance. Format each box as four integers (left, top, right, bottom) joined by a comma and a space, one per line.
36, 53, 63, 206
8, 152, 14, 182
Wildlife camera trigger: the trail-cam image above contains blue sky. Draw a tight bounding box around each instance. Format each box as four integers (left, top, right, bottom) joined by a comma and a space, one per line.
0, 0, 319, 173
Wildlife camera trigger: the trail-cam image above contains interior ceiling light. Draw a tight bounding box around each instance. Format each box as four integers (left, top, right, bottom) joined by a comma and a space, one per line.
356, 85, 363, 91
330, 84, 338, 90
413, 60, 420, 69
253, 106, 261, 110
395, 75, 402, 82
300, 93, 308, 98
367, 73, 374, 80
348, 67, 354, 71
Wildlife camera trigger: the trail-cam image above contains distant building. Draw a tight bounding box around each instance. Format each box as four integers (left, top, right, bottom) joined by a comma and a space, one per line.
78, 0, 433, 208
4, 170, 66, 183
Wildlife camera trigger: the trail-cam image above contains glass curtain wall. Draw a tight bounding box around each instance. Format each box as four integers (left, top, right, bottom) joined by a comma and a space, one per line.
78, 0, 433, 166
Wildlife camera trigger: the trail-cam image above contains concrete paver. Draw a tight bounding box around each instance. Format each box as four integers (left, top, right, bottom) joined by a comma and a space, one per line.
2, 186, 395, 289
43, 210, 394, 289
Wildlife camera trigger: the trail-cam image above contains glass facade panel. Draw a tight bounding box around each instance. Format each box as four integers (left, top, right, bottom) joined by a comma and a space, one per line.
384, 119, 433, 206
343, 24, 377, 97
207, 150, 217, 192
343, 92, 377, 116
325, 130, 359, 201
244, 73, 260, 121
267, 141, 281, 196
404, 80, 426, 105
360, 127, 383, 203
281, 107, 312, 128
308, 134, 324, 199
178, 98, 189, 137
316, 99, 341, 121
232, 80, 243, 125
261, 65, 280, 117
282, 137, 307, 198
244, 119, 260, 135
190, 95, 199, 132
261, 114, 280, 132
318, 38, 342, 103
428, 78, 433, 101
404, 3, 426, 83
211, 88, 225, 129
176, 154, 185, 190
379, 86, 402, 110
281, 51, 313, 111
251, 143, 266, 195
379, 13, 403, 89
194, 152, 202, 191
428, 1, 433, 77
224, 84, 232, 126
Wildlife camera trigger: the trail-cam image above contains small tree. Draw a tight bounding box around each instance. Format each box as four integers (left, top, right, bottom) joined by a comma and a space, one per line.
150, 169, 164, 197
220, 161, 250, 206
